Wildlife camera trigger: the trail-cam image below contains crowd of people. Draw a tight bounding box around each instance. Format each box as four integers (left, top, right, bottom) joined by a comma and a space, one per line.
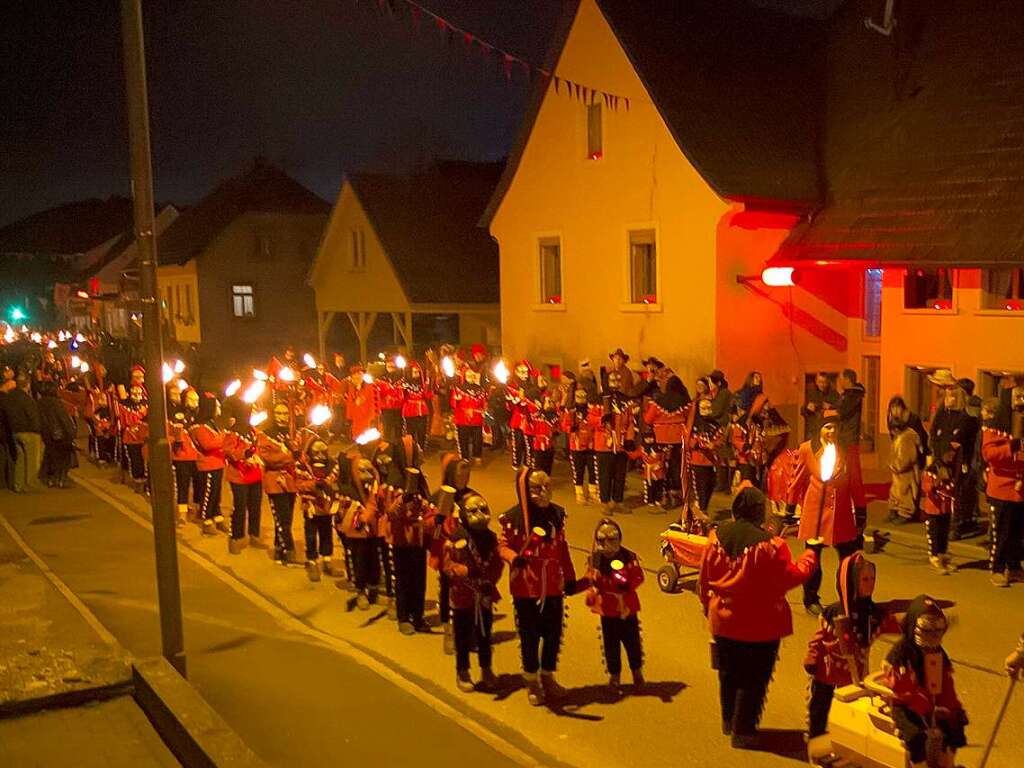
2, 326, 1023, 762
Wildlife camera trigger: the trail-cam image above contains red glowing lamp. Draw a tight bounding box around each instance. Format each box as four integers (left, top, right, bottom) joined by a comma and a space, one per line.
1005, 299, 1023, 311
761, 266, 797, 287
932, 299, 953, 311
546, 295, 562, 305
588, 150, 603, 161
641, 294, 657, 304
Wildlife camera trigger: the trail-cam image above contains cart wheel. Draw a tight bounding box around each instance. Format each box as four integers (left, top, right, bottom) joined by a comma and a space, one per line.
657, 565, 679, 593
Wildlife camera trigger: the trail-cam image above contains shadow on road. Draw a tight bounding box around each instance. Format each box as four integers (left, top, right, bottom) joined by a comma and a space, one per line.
736, 729, 808, 762
547, 680, 688, 721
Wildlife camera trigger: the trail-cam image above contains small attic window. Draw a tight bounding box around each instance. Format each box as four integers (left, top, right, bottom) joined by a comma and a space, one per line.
586, 102, 603, 160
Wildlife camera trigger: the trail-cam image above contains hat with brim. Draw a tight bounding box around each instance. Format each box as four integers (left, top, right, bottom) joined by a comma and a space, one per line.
641, 357, 664, 369
928, 369, 959, 388
609, 348, 630, 362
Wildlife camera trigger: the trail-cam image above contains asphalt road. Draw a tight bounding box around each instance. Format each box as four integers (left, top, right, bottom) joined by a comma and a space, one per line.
3, 452, 1021, 768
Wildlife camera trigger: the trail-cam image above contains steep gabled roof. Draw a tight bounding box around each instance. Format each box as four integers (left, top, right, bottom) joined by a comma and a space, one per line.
776, 0, 1024, 266
0, 197, 134, 255
482, 0, 825, 226
350, 161, 503, 304
159, 160, 329, 266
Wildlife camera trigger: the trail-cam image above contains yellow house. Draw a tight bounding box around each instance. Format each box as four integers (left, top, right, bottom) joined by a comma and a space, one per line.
483, 0, 824, 408
310, 161, 502, 363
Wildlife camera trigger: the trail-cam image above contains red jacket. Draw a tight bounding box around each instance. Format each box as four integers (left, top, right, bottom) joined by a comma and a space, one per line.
343, 382, 377, 437
443, 531, 504, 611
255, 429, 297, 494
119, 404, 148, 445
561, 405, 597, 451
804, 607, 901, 687
223, 431, 262, 485
699, 522, 816, 642
591, 401, 635, 453
169, 418, 198, 462
582, 550, 644, 618
401, 382, 432, 418
981, 427, 1024, 502
190, 422, 226, 472
689, 420, 725, 467
385, 495, 432, 548
451, 385, 486, 427
788, 440, 858, 546
883, 657, 964, 720
375, 377, 404, 411
529, 413, 558, 452
498, 505, 576, 599
643, 401, 689, 445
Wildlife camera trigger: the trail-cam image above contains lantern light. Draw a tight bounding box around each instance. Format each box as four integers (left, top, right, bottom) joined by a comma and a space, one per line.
820, 442, 837, 482
303, 353, 316, 370
70, 355, 82, 369
30, 332, 42, 344
761, 266, 797, 287
250, 410, 268, 427
80, 362, 90, 374
252, 369, 268, 381
75, 333, 85, 343
224, 379, 242, 397
362, 372, 374, 384
441, 355, 455, 379
242, 380, 266, 404
309, 404, 332, 426
394, 354, 407, 370
173, 359, 185, 374
493, 359, 509, 384
47, 339, 57, 349
176, 378, 189, 392
161, 363, 174, 383
3, 326, 15, 344
76, 290, 90, 299
278, 367, 296, 383
355, 427, 381, 445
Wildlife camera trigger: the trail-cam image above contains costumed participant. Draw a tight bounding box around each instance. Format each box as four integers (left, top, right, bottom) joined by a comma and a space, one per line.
687, 397, 726, 517
708, 370, 734, 492
562, 386, 598, 504
506, 360, 538, 469
430, 454, 477, 654
731, 393, 789, 490
91, 398, 116, 464
580, 518, 645, 693
733, 371, 763, 422
882, 596, 967, 768
981, 383, 1024, 587
836, 369, 868, 533
787, 412, 861, 615
451, 368, 486, 463
375, 357, 405, 443
256, 402, 300, 564
928, 373, 980, 540
169, 388, 200, 526
386, 467, 432, 634
295, 435, 340, 581
632, 431, 667, 509
803, 553, 903, 741
921, 438, 961, 575
499, 468, 577, 706
189, 392, 228, 535
337, 450, 388, 609
401, 362, 432, 451
887, 396, 922, 524
444, 491, 503, 692
699, 485, 818, 748
343, 366, 377, 438
605, 348, 635, 398
222, 400, 263, 555
643, 375, 690, 509
528, 393, 559, 475
593, 369, 635, 513
118, 381, 149, 492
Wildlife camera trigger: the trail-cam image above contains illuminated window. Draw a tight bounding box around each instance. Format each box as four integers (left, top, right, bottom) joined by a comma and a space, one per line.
904, 267, 952, 310
232, 284, 255, 318
349, 229, 366, 271
184, 284, 193, 319
628, 230, 657, 304
864, 269, 882, 337
586, 102, 603, 160
538, 237, 562, 304
982, 267, 1024, 310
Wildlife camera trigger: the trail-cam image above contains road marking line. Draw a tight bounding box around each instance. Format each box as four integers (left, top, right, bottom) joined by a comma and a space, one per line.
0, 510, 119, 648
73, 474, 548, 768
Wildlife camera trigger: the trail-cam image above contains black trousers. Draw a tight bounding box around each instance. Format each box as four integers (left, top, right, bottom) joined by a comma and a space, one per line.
570, 450, 596, 486
715, 636, 780, 736
405, 415, 428, 451
96, 435, 116, 463
664, 444, 682, 492
173, 460, 195, 505
892, 704, 966, 763
126, 443, 146, 480
229, 481, 261, 539
990, 498, 1024, 572
457, 425, 483, 459
597, 451, 628, 503
268, 491, 295, 557
601, 615, 643, 675
381, 409, 402, 444
513, 596, 564, 674
694, 465, 716, 512
303, 514, 334, 561
380, 540, 395, 597
393, 546, 427, 624
348, 536, 381, 594
453, 605, 493, 671
738, 462, 762, 489
955, 472, 978, 532
198, 469, 223, 521
807, 679, 834, 738
644, 477, 665, 505
512, 428, 529, 468
926, 514, 951, 557
531, 447, 554, 475
438, 572, 450, 623
803, 538, 862, 606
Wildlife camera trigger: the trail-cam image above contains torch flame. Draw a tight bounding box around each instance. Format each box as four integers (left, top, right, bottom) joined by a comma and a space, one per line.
820, 442, 837, 482
3, 327, 14, 344
309, 404, 332, 426
278, 367, 296, 383
173, 359, 185, 374
355, 427, 381, 445
303, 353, 316, 370
242, 380, 266, 404
394, 354, 407, 370
224, 379, 242, 398
30, 332, 42, 344
441, 355, 455, 378
362, 372, 374, 384
176, 378, 189, 392
70, 355, 82, 369
493, 359, 509, 384
75, 333, 85, 343
250, 410, 268, 427
252, 368, 268, 381
79, 362, 90, 374
47, 339, 57, 349
161, 362, 174, 383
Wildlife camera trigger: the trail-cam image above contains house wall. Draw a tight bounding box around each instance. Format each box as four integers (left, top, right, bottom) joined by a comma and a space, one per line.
489, 0, 728, 387
310, 183, 409, 315
157, 260, 201, 344
196, 211, 325, 382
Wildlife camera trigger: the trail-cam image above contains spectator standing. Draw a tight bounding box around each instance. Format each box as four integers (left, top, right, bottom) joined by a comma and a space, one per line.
3, 373, 44, 493
886, 396, 922, 523
38, 381, 77, 488
801, 372, 839, 442
836, 369, 867, 532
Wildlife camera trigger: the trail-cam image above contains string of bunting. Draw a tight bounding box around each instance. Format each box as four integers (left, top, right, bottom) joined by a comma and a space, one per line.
364, 0, 632, 111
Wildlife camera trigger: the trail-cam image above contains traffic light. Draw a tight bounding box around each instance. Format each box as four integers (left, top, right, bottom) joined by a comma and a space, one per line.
7, 306, 26, 322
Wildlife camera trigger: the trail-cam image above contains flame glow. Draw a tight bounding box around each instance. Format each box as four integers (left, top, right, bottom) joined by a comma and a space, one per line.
252, 369, 268, 381
493, 359, 509, 384
30, 332, 42, 344
820, 442, 837, 482
309, 404, 332, 426
242, 380, 266, 404
3, 327, 14, 344
362, 372, 374, 384
441, 355, 455, 378
224, 379, 242, 397
173, 359, 185, 374
394, 354, 407, 369
79, 362, 90, 374
278, 367, 296, 383
161, 363, 174, 383
303, 353, 316, 369
75, 333, 85, 343
70, 355, 82, 369
250, 410, 268, 427
176, 378, 189, 392
355, 427, 381, 445
47, 340, 57, 349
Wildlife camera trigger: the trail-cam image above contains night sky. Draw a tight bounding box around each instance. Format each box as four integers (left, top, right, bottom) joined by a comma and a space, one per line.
1, 0, 840, 229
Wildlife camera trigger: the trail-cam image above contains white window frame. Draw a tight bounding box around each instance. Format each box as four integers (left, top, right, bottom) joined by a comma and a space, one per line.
231, 284, 256, 318
621, 225, 662, 312
532, 231, 566, 312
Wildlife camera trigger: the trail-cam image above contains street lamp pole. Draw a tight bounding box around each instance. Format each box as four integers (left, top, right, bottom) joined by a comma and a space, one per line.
120, 0, 187, 677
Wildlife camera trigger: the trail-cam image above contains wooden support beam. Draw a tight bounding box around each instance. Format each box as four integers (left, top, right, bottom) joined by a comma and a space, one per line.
346, 311, 377, 364
390, 311, 413, 351
317, 310, 336, 361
